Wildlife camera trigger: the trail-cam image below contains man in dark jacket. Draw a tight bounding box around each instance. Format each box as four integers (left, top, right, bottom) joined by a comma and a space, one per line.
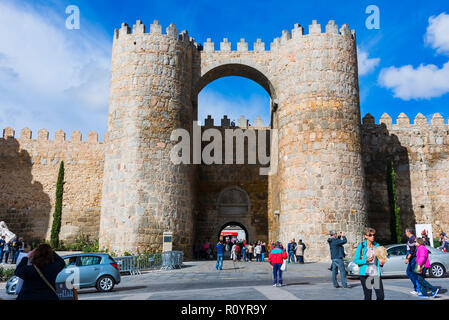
328, 230, 348, 288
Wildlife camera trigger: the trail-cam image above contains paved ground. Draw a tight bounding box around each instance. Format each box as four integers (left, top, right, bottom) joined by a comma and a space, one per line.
1, 260, 448, 300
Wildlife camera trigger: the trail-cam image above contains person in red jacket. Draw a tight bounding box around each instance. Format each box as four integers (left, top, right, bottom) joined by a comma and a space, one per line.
268, 242, 288, 287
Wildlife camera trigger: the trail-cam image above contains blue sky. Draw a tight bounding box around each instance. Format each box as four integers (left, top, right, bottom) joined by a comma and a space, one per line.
0, 0, 448, 140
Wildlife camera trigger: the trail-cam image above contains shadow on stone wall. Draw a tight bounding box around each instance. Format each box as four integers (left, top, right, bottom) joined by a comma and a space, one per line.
363, 124, 415, 244
0, 137, 51, 244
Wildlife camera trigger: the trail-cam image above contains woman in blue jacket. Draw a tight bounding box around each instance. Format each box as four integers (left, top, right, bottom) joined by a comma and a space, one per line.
353, 227, 385, 300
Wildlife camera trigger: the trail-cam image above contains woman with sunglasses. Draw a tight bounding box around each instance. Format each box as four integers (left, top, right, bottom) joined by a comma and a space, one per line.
353, 227, 385, 300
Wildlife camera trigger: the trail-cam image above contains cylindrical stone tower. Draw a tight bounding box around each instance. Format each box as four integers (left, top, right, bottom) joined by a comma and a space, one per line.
99, 20, 197, 255
274, 21, 367, 261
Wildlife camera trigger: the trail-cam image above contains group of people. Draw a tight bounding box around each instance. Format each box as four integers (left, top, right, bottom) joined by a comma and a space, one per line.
287, 239, 306, 264
231, 240, 267, 262
0, 236, 26, 265
328, 227, 441, 300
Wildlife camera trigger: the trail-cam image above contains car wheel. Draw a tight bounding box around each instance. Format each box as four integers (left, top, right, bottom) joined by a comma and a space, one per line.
430, 263, 446, 278
96, 275, 115, 292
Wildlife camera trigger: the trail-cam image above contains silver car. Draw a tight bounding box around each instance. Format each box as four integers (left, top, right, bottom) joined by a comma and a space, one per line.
6, 253, 121, 295
345, 244, 449, 278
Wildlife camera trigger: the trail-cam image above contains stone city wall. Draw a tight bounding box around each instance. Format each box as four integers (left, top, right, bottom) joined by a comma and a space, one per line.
0, 127, 105, 244
362, 113, 449, 242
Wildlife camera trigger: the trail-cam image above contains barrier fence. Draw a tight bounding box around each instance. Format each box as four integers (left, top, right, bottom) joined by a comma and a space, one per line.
115, 251, 183, 275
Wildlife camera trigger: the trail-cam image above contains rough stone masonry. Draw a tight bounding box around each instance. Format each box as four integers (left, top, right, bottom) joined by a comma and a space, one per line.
0, 19, 448, 261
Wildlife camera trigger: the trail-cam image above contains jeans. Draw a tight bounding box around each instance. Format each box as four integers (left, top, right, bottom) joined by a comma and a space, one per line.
272, 263, 283, 285
288, 251, 295, 263
256, 254, 261, 262
216, 254, 223, 270
360, 276, 384, 300
406, 258, 421, 292
0, 249, 3, 263
416, 269, 437, 296
297, 255, 304, 264
242, 252, 246, 261
261, 253, 264, 262
331, 258, 347, 287
4, 252, 9, 264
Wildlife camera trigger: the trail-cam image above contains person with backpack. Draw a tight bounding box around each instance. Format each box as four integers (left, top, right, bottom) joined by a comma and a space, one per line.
234, 242, 241, 261
268, 241, 288, 287
415, 238, 439, 298
353, 227, 385, 300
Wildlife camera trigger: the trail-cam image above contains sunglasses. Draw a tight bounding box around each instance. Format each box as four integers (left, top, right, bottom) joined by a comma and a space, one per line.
367, 234, 375, 237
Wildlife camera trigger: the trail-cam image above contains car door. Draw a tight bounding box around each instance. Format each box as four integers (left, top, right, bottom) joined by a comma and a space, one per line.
383, 245, 407, 276
78, 255, 102, 287
56, 256, 81, 289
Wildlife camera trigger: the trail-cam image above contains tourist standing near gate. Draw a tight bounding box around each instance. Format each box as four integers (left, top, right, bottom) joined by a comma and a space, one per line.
415, 238, 439, 297
295, 240, 306, 264
268, 242, 287, 287
0, 236, 5, 264
255, 242, 262, 262
247, 243, 253, 262
216, 240, 224, 270
328, 230, 348, 288
353, 228, 385, 300
261, 242, 266, 262
242, 244, 247, 262
231, 243, 237, 262
405, 228, 421, 295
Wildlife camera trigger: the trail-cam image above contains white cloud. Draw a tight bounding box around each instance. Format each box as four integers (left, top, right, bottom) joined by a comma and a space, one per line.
357, 47, 380, 76
198, 90, 270, 126
425, 12, 449, 56
378, 62, 449, 100
379, 12, 449, 100
0, 1, 111, 139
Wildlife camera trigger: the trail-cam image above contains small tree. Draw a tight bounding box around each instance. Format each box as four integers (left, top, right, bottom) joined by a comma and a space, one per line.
387, 160, 401, 243
50, 161, 65, 248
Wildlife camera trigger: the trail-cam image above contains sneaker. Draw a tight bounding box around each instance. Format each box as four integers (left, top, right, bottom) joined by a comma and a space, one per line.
431, 289, 439, 298
273, 284, 277, 287
277, 284, 282, 287
410, 290, 418, 295
417, 293, 427, 298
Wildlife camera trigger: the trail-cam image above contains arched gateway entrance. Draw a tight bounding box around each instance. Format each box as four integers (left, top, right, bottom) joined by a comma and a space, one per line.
101, 20, 367, 262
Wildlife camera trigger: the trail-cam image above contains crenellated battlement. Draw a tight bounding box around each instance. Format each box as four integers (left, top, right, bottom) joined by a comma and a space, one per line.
113, 20, 200, 49
113, 19, 355, 53
362, 112, 449, 128
1, 127, 107, 144
202, 115, 270, 130
202, 20, 355, 53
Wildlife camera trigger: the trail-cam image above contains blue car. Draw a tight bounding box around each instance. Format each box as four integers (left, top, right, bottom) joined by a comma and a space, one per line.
6, 253, 121, 295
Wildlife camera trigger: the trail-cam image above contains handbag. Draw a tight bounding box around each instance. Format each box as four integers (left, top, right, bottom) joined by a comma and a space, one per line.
414, 263, 425, 274
281, 259, 287, 271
